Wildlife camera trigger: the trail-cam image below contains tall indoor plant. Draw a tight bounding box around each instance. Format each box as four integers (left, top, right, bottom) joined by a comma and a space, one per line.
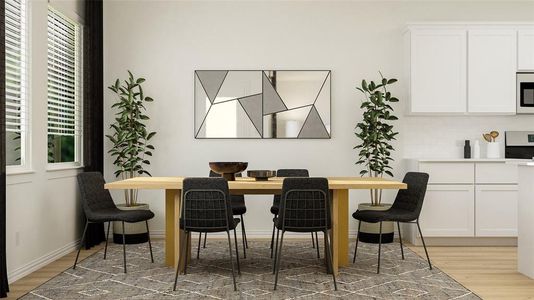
106, 71, 156, 243
354, 72, 399, 243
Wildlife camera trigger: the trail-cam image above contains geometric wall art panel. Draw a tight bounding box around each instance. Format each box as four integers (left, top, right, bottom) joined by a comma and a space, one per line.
194, 70, 331, 139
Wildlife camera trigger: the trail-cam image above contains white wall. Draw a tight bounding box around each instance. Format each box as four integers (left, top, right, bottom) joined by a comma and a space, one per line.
103, 1, 534, 237
6, 0, 84, 282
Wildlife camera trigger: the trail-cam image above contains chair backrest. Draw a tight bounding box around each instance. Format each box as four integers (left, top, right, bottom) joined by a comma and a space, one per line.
77, 172, 117, 220
278, 177, 330, 231
209, 170, 245, 206
181, 177, 234, 231
273, 169, 309, 207
390, 172, 430, 219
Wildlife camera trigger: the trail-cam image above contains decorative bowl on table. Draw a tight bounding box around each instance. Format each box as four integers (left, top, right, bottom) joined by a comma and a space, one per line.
209, 162, 248, 181
247, 170, 276, 181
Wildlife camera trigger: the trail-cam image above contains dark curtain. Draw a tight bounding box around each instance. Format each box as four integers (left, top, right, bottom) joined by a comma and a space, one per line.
0, 0, 9, 297
83, 0, 105, 249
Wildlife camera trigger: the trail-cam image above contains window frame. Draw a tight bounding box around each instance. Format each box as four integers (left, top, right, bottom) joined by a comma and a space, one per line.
6, 0, 31, 175
45, 5, 83, 169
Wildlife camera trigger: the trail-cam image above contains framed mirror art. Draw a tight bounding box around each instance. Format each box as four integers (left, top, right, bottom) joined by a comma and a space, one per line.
194, 70, 331, 139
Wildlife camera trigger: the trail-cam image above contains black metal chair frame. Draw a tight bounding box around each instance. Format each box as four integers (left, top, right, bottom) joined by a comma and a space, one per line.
272, 188, 337, 291
173, 189, 241, 291
73, 219, 154, 273
353, 218, 432, 274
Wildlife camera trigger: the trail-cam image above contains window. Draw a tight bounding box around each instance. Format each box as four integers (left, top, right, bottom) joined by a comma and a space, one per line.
47, 7, 82, 165
5, 0, 29, 168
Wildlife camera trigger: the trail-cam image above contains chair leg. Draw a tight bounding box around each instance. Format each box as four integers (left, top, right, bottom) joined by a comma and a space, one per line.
73, 221, 89, 270
315, 232, 320, 259
270, 220, 276, 258
324, 230, 337, 291
353, 221, 361, 263
272, 228, 280, 274
184, 232, 190, 275
240, 216, 247, 258
311, 232, 315, 248
273, 231, 285, 290
233, 228, 241, 275
241, 215, 249, 249
197, 232, 202, 260
416, 220, 432, 270
146, 221, 154, 263
226, 231, 238, 291
121, 221, 127, 273
377, 221, 382, 274
397, 221, 405, 260
203, 232, 207, 248
103, 222, 110, 260
173, 230, 187, 291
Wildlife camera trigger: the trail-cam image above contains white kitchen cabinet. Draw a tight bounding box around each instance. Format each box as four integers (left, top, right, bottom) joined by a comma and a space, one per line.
518, 30, 534, 71
409, 29, 467, 113
419, 185, 475, 237
468, 29, 517, 113
475, 163, 518, 184
419, 162, 474, 184
475, 185, 518, 237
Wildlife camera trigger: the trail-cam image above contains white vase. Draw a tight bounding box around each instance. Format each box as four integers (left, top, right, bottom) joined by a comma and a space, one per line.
486, 142, 501, 159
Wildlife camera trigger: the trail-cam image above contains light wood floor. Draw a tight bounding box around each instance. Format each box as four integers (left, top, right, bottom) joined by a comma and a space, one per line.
6, 241, 534, 299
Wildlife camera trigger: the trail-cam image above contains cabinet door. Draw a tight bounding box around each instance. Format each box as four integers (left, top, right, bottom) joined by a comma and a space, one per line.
475, 163, 518, 184
475, 185, 518, 237
518, 29, 534, 71
419, 185, 475, 237
410, 29, 467, 113
468, 29, 517, 113
419, 162, 474, 184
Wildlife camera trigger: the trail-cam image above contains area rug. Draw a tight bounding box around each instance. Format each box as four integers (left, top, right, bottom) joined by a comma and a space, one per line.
20, 238, 480, 299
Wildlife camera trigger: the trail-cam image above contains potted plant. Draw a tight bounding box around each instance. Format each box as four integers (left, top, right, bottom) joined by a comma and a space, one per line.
106, 71, 156, 244
354, 73, 399, 243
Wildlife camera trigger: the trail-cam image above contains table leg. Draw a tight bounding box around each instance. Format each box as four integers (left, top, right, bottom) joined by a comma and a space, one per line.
331, 189, 349, 274
165, 189, 190, 269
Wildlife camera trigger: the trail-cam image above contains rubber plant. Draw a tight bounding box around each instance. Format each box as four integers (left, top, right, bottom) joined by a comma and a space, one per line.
354, 72, 399, 206
106, 71, 156, 207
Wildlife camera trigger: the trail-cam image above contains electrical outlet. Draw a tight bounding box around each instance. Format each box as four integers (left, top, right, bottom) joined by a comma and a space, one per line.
15, 232, 20, 246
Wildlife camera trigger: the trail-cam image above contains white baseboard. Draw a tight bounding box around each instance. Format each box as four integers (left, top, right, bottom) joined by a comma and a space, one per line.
8, 239, 80, 283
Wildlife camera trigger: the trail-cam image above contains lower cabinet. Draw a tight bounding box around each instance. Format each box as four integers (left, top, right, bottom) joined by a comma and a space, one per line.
419, 185, 475, 237
475, 185, 518, 237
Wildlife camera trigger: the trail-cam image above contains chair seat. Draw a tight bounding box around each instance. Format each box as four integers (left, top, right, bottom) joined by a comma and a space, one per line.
180, 217, 241, 232
88, 208, 155, 223
352, 208, 417, 223
231, 200, 247, 215
273, 217, 330, 232
270, 205, 279, 215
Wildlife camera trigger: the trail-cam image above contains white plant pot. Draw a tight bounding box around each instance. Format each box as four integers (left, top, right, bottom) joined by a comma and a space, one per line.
357, 203, 394, 244
486, 142, 501, 159
113, 203, 150, 244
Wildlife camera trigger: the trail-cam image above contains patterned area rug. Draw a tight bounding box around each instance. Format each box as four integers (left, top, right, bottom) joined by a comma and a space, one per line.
21, 238, 479, 299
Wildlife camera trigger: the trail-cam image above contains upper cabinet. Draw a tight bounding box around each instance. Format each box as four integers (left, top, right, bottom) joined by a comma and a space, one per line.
518, 29, 534, 70
409, 29, 467, 113
467, 29, 517, 114
407, 24, 534, 115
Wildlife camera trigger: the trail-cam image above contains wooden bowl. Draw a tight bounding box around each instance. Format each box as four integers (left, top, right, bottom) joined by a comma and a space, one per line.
247, 170, 276, 181
209, 162, 248, 181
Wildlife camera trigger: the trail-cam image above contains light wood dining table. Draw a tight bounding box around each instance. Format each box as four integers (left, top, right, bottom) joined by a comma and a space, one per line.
105, 176, 406, 274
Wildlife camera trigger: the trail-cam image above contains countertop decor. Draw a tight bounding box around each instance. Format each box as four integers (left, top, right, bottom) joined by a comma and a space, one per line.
209, 162, 248, 181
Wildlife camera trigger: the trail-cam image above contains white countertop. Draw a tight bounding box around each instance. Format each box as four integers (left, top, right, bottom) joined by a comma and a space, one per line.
517, 162, 534, 167
406, 158, 531, 163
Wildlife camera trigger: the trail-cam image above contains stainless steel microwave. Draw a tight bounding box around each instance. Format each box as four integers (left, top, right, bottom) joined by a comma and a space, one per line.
517, 72, 534, 114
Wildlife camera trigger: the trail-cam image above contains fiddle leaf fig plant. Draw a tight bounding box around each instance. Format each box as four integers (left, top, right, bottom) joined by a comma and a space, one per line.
354, 72, 399, 206
106, 71, 156, 207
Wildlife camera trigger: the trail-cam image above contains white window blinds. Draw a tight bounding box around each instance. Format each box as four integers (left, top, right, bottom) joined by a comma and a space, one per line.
5, 0, 28, 166
47, 8, 82, 139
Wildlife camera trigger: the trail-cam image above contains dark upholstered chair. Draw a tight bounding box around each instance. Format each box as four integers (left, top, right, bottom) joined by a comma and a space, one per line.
270, 169, 319, 258
272, 178, 337, 291
352, 172, 432, 274
75, 172, 155, 273
173, 178, 241, 291
200, 171, 248, 258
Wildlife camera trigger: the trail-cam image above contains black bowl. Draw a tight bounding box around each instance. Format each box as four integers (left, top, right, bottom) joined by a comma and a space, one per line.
209, 162, 248, 181
247, 170, 276, 181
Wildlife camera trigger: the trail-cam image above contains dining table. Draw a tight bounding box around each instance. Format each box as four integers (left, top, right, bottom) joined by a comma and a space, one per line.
105, 176, 407, 274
